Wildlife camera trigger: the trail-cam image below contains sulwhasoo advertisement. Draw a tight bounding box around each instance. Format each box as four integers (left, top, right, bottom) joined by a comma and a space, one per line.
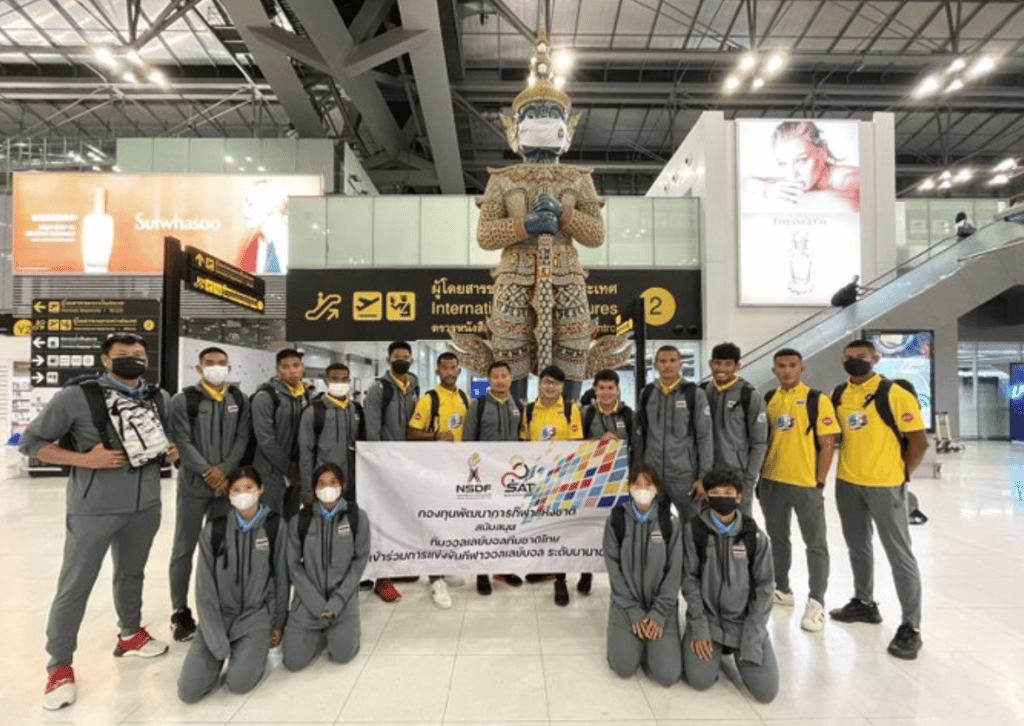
737, 119, 862, 306
13, 172, 322, 275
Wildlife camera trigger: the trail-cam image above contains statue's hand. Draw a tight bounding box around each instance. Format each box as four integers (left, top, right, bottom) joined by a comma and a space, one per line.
524, 211, 560, 236
533, 192, 563, 218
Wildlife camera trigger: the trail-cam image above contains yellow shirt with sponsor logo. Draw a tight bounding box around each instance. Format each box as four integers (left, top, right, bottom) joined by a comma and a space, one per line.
762, 382, 840, 487
836, 374, 924, 487
409, 386, 468, 441
523, 398, 583, 441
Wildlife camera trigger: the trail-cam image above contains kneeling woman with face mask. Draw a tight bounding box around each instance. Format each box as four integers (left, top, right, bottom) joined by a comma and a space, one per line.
603, 466, 683, 687
178, 468, 288, 703
283, 463, 369, 671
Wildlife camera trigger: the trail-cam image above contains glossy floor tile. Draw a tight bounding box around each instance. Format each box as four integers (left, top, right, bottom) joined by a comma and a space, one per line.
2, 442, 1023, 726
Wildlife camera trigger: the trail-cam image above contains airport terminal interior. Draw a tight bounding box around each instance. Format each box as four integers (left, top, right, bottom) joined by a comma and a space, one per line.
1, 1, 1024, 725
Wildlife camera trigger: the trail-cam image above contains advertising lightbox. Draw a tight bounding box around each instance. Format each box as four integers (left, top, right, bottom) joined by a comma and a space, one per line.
865, 330, 934, 432
1011, 362, 1024, 443
737, 119, 862, 305
13, 173, 323, 275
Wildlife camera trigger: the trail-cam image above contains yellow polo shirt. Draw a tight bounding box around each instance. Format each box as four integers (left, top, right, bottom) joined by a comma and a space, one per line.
409, 386, 468, 441
762, 382, 840, 487
523, 398, 583, 441
835, 374, 924, 487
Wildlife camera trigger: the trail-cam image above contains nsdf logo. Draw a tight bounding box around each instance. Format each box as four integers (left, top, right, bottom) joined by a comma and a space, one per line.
458, 452, 491, 499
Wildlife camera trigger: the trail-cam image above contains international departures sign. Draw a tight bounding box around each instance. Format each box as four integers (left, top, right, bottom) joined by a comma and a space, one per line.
287, 268, 701, 342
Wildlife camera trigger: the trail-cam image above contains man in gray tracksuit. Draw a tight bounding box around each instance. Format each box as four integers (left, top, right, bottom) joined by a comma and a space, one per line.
177, 499, 289, 702
637, 345, 714, 522
364, 340, 419, 442
604, 467, 683, 687
702, 343, 768, 515
251, 349, 311, 516
20, 334, 175, 710
681, 470, 778, 704
298, 363, 363, 504
168, 346, 251, 641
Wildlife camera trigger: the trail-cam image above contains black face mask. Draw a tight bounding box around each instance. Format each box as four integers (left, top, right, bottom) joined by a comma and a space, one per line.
708, 496, 738, 517
391, 359, 411, 376
111, 356, 147, 381
843, 358, 872, 377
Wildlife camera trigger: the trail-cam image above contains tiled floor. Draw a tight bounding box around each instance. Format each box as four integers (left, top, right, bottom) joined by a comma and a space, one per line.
2, 442, 1023, 726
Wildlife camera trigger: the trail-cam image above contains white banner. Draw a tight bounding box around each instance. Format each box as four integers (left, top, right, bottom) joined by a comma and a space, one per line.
356, 440, 632, 578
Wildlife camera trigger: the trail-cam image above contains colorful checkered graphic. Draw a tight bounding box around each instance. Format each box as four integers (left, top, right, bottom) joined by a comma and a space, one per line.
519, 439, 631, 523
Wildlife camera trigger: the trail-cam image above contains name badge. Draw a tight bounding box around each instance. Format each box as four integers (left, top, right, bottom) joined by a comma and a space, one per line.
337, 522, 352, 536
512, 408, 520, 417
731, 543, 747, 559
615, 420, 625, 429
726, 400, 737, 409
227, 404, 239, 413
650, 528, 663, 542
255, 535, 270, 551
676, 400, 687, 409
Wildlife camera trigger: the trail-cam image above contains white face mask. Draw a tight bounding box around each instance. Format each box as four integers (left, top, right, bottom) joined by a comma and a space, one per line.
327, 382, 350, 399
230, 491, 259, 511
518, 117, 569, 153
202, 365, 229, 386
317, 486, 342, 504
631, 488, 656, 507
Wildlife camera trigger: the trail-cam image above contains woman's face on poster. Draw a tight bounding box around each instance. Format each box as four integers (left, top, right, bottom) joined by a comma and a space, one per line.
773, 135, 826, 191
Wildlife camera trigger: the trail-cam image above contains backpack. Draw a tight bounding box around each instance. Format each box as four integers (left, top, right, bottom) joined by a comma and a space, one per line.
764, 387, 822, 452
60, 375, 166, 453
700, 381, 755, 441
831, 377, 918, 482
470, 394, 524, 441
424, 388, 469, 433
379, 376, 420, 415
210, 509, 280, 577
295, 501, 361, 559
240, 383, 279, 467
609, 502, 674, 575
690, 514, 760, 606
525, 395, 574, 430
183, 385, 246, 432
311, 397, 365, 453
637, 381, 697, 450
583, 404, 634, 442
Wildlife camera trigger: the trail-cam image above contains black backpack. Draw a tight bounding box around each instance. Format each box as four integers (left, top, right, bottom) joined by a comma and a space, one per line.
59, 375, 166, 454
690, 514, 760, 606
295, 501, 361, 561
583, 404, 634, 442
637, 381, 697, 450
183, 385, 246, 431
379, 376, 420, 414
241, 382, 310, 467
832, 377, 919, 482
311, 396, 365, 452
700, 381, 755, 441
423, 388, 469, 433
470, 394, 524, 441
609, 502, 674, 575
210, 509, 280, 577
764, 387, 822, 452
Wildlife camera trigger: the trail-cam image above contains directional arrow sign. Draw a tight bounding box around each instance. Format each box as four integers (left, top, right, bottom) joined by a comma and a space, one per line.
32, 372, 44, 384
32, 355, 44, 366
33, 337, 46, 349
33, 301, 47, 313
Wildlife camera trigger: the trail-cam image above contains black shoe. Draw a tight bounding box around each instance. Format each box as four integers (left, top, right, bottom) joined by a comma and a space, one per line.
525, 573, 552, 583
359, 579, 374, 591
554, 579, 569, 607
476, 575, 492, 596
498, 574, 523, 587
887, 623, 922, 660
908, 508, 928, 525
576, 573, 593, 595
170, 608, 197, 642
829, 598, 883, 624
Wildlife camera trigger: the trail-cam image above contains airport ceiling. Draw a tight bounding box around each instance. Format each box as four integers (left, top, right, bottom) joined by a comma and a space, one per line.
1, 0, 1023, 197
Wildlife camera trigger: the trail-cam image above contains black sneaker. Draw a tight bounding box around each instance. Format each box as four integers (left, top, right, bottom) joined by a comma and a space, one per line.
554, 579, 569, 607
476, 575, 492, 596
829, 598, 883, 624
908, 508, 928, 525
887, 623, 922, 660
359, 579, 374, 591
576, 573, 593, 595
498, 574, 523, 587
170, 607, 197, 642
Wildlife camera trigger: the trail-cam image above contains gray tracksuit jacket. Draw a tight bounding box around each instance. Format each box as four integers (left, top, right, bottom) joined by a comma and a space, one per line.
603, 501, 683, 628
19, 377, 171, 516
195, 508, 289, 661
363, 372, 419, 441
169, 383, 251, 499
701, 380, 768, 490
681, 508, 774, 664
286, 504, 370, 629
251, 377, 311, 483
297, 396, 364, 502
463, 393, 522, 442
638, 381, 714, 490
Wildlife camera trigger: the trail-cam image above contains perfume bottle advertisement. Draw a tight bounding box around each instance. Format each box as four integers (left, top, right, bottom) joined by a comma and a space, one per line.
13, 173, 323, 275
737, 119, 862, 305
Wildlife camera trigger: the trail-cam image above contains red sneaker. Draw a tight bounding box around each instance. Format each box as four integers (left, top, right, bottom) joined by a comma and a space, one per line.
374, 578, 402, 603
44, 664, 76, 711
113, 627, 169, 658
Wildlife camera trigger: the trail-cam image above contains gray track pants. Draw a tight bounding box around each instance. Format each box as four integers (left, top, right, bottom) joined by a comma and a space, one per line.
169, 493, 228, 611
835, 479, 922, 628
607, 605, 681, 687
177, 626, 269, 703
758, 478, 829, 603
283, 607, 360, 671
681, 625, 778, 704
46, 506, 161, 669
662, 477, 697, 524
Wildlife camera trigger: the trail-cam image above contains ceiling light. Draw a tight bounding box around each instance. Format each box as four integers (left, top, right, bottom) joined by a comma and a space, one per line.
938, 179, 952, 190
147, 70, 166, 86
948, 57, 967, 73
112, 165, 121, 172
91, 165, 101, 171
945, 78, 964, 93
739, 53, 757, 72
919, 178, 935, 191
125, 49, 141, 65
122, 71, 138, 83
939, 170, 953, 180
553, 75, 566, 88
751, 76, 765, 90
257, 166, 265, 172
723, 76, 741, 92
764, 53, 786, 75
238, 166, 245, 172
224, 155, 233, 163
955, 169, 973, 183
528, 73, 536, 86
967, 55, 996, 78
989, 173, 1009, 186
994, 157, 1017, 172
914, 75, 941, 97
244, 156, 252, 162
552, 50, 572, 72
93, 47, 115, 67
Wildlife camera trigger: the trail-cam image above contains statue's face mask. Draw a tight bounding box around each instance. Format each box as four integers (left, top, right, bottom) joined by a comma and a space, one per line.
517, 102, 570, 156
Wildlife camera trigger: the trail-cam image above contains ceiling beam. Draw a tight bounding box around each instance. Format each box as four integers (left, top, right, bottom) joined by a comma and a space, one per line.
346, 27, 429, 77
246, 25, 330, 74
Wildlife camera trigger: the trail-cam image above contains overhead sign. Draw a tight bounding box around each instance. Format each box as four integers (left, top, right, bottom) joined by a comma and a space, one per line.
13, 173, 322, 275
185, 245, 265, 296
30, 298, 161, 387
1012, 363, 1024, 444
287, 268, 701, 342
187, 269, 266, 314
0, 313, 32, 337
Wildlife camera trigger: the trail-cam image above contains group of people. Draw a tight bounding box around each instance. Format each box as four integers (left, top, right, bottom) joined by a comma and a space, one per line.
21, 333, 928, 710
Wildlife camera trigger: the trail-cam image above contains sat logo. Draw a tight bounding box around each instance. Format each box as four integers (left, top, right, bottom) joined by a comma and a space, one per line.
501, 454, 540, 495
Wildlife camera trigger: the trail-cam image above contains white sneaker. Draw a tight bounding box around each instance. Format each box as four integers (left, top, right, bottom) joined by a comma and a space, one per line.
443, 575, 466, 588
801, 598, 826, 632
773, 589, 795, 606
431, 580, 453, 609
43, 665, 76, 711
113, 627, 169, 658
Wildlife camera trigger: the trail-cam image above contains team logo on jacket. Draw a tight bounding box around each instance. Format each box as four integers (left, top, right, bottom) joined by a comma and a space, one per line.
726, 400, 737, 409
775, 414, 795, 432
413, 411, 423, 421
255, 535, 269, 551
541, 424, 558, 440
227, 404, 239, 413
650, 528, 663, 542
822, 416, 834, 426
847, 412, 869, 430
337, 522, 351, 536
448, 413, 464, 429
901, 412, 915, 423
731, 543, 747, 559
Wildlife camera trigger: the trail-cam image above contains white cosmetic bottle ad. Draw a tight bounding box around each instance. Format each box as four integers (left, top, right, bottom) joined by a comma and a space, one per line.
81, 187, 114, 273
